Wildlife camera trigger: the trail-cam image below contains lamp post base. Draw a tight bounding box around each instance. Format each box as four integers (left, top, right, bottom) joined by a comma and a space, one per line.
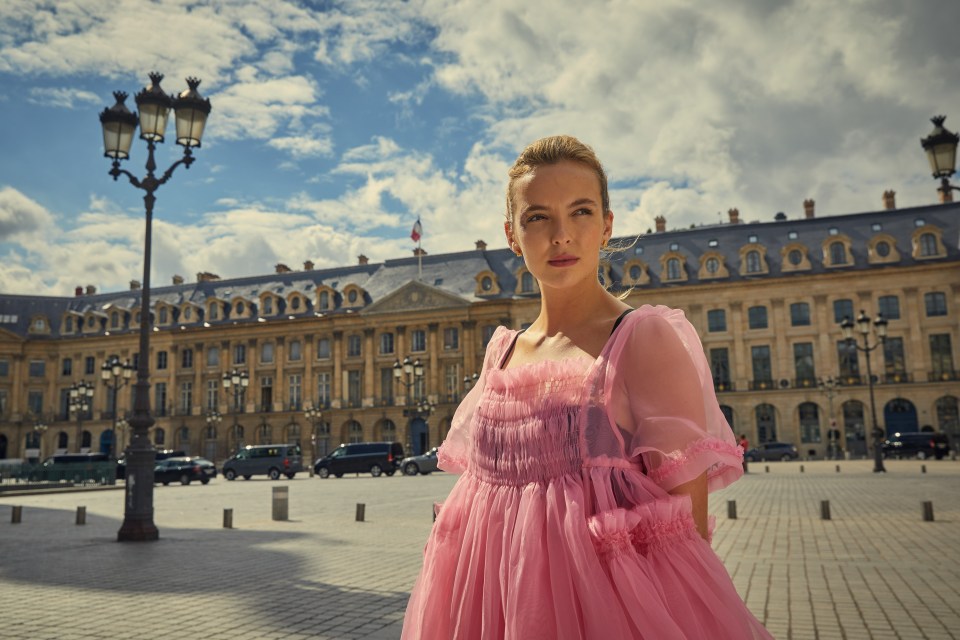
117, 520, 159, 542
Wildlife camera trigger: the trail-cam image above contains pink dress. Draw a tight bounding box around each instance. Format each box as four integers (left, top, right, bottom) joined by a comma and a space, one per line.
402, 305, 772, 639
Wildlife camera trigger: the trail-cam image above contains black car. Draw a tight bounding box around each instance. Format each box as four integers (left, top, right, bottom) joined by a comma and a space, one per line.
744, 442, 799, 462
882, 432, 949, 460
314, 442, 404, 478
117, 449, 186, 479
154, 456, 217, 485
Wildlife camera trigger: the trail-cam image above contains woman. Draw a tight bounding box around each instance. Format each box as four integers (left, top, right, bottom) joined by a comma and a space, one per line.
402, 135, 771, 639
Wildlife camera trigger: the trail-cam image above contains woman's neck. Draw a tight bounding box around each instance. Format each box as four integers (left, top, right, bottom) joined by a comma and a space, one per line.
532, 280, 621, 337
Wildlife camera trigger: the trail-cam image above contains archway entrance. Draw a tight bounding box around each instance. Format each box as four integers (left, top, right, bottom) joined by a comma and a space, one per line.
842, 400, 867, 457
884, 398, 918, 436
100, 429, 115, 456
410, 418, 428, 455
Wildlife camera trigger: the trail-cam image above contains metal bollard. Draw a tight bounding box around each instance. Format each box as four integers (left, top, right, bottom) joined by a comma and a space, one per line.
727, 500, 737, 520
922, 501, 934, 522
800, 465, 805, 473
821, 500, 831, 520
765, 465, 770, 473
356, 503, 366, 522
836, 465, 841, 473
223, 508, 233, 529
921, 465, 927, 474
11, 505, 22, 524
75, 506, 86, 525
272, 486, 289, 521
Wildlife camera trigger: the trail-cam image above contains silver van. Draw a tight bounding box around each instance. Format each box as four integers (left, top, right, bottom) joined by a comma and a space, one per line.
222, 444, 303, 480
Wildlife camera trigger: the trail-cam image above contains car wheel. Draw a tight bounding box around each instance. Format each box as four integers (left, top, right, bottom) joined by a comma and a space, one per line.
162, 480, 170, 486
317, 467, 330, 479
224, 469, 237, 481
180, 474, 191, 485
916, 451, 927, 460
385, 470, 396, 476
370, 464, 383, 477
201, 478, 210, 485
404, 462, 419, 476
334, 473, 344, 478
243, 475, 252, 480
285, 473, 296, 479
780, 454, 792, 462
268, 468, 281, 480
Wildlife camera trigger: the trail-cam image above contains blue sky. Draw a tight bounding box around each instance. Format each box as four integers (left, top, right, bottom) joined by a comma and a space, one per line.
1, 0, 958, 295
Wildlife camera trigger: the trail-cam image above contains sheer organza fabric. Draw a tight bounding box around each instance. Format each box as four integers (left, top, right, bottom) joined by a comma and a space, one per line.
402, 305, 770, 639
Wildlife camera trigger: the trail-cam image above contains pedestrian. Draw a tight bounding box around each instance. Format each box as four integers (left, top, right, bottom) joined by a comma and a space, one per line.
739, 434, 750, 472
402, 135, 770, 639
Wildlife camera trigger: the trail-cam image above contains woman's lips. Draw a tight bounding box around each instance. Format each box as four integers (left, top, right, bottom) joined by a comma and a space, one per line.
548, 256, 579, 267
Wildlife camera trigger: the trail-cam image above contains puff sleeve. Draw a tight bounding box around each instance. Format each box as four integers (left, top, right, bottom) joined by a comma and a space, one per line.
608, 307, 742, 493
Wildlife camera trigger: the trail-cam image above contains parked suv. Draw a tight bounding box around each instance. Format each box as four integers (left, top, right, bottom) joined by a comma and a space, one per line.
744, 442, 799, 462
314, 442, 404, 478
222, 444, 303, 480
882, 432, 949, 460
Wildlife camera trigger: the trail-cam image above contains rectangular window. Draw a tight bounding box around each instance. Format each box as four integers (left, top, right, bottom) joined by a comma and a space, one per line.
28, 390, 43, 415
380, 367, 394, 405
0, 359, 8, 377
347, 335, 362, 358
482, 325, 497, 347
317, 338, 331, 359
748, 306, 768, 329
793, 343, 815, 383
289, 340, 302, 361
380, 333, 394, 355
878, 295, 900, 320
930, 334, 955, 376
707, 309, 727, 332
751, 346, 772, 383
179, 382, 193, 415
261, 342, 275, 364
206, 346, 220, 367
59, 388, 70, 420
790, 302, 811, 326
259, 376, 273, 413
316, 372, 331, 408
925, 292, 947, 317
29, 360, 45, 377
710, 348, 730, 388
411, 329, 427, 352
0, 389, 8, 415
206, 379, 218, 411
347, 370, 362, 406
445, 363, 460, 399
85, 356, 95, 375
837, 340, 860, 380
155, 382, 167, 417
181, 348, 193, 369
413, 375, 425, 401
833, 299, 854, 324
157, 351, 168, 370
62, 358, 73, 376
233, 344, 246, 365
444, 327, 459, 350
883, 337, 906, 376
288, 374, 302, 410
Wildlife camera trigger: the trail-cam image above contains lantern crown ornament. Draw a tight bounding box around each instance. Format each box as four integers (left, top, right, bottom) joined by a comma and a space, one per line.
134, 72, 174, 143
920, 115, 959, 179
172, 77, 212, 148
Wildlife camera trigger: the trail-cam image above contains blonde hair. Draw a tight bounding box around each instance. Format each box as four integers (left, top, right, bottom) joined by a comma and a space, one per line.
505, 135, 610, 227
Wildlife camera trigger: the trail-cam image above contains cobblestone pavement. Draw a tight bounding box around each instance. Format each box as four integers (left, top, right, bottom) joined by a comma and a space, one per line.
0, 459, 958, 640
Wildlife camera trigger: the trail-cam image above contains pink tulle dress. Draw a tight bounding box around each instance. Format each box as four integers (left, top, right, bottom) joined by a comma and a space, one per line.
402, 305, 772, 639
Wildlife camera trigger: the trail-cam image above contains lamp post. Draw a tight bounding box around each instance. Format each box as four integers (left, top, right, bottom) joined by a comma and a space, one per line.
116, 416, 130, 459
840, 311, 888, 473
817, 377, 841, 460
100, 71, 211, 542
463, 372, 479, 393
304, 404, 323, 468
205, 410, 222, 460
101, 355, 134, 459
223, 369, 249, 451
394, 356, 434, 454
68, 381, 95, 453
920, 115, 959, 202
32, 420, 48, 463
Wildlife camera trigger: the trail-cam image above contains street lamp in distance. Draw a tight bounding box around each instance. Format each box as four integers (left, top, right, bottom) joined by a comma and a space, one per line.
920, 115, 959, 203
101, 355, 134, 459
68, 381, 95, 453
840, 311, 888, 473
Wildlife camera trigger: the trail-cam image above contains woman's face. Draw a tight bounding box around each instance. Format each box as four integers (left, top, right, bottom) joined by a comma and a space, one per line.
505, 160, 612, 293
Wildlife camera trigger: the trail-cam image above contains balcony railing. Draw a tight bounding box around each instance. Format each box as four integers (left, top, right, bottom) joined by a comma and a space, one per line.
793, 377, 817, 389
749, 380, 776, 391
837, 374, 862, 386
713, 381, 735, 393
928, 370, 959, 382
883, 372, 912, 384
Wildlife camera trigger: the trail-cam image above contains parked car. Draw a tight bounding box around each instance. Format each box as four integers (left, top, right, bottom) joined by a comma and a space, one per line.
401, 447, 440, 476
882, 432, 949, 460
314, 442, 404, 478
154, 456, 217, 485
744, 442, 799, 462
117, 449, 186, 480
37, 453, 116, 483
221, 444, 303, 480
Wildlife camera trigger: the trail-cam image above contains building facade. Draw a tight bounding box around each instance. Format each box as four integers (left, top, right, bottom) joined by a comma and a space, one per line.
1, 198, 957, 464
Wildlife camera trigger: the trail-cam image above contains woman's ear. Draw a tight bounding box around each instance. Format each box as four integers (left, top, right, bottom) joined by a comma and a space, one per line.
603, 211, 614, 244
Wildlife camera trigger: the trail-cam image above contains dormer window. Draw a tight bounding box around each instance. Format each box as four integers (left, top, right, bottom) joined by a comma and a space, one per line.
745, 250, 762, 273
666, 258, 682, 280
65, 316, 73, 333
828, 227, 839, 236
319, 290, 330, 310
263, 297, 273, 315
669, 242, 679, 251
159, 307, 168, 324
629, 265, 643, 280
872, 223, 882, 232
111, 312, 120, 329
348, 289, 358, 303
830, 241, 847, 265
788, 249, 803, 266
183, 306, 192, 321
208, 302, 219, 321
481, 276, 493, 291
706, 257, 720, 274
235, 301, 245, 315
708, 239, 718, 248
291, 297, 301, 311
788, 231, 798, 240
919, 233, 937, 256
748, 234, 758, 243
521, 272, 535, 293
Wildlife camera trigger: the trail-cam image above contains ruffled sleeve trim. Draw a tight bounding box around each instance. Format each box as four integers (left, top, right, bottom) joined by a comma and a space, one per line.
645, 436, 743, 493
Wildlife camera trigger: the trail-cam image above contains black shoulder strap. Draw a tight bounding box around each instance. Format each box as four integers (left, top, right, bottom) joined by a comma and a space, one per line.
609, 308, 634, 336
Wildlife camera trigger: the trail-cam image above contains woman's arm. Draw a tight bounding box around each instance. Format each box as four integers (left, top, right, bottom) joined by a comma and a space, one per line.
669, 471, 709, 541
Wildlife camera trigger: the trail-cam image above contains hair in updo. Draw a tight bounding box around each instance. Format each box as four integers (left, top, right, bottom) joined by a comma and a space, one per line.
505, 135, 611, 227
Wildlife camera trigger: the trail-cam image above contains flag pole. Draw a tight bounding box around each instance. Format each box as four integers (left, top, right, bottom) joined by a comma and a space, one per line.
418, 235, 422, 281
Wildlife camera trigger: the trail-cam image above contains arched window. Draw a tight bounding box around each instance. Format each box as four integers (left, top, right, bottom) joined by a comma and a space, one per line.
755, 404, 777, 443
178, 426, 190, 446
719, 405, 734, 430
521, 271, 535, 293
842, 400, 866, 457
65, 316, 73, 333
291, 296, 301, 311
286, 422, 301, 442
257, 423, 272, 444
798, 402, 821, 443
263, 297, 273, 315
158, 307, 168, 324
205, 425, 217, 440
348, 420, 363, 444
745, 250, 762, 273
629, 265, 643, 280
381, 419, 397, 442
919, 232, 938, 256
57, 432, 69, 449
319, 291, 329, 310
936, 396, 959, 437
666, 258, 681, 280
81, 431, 92, 448
154, 427, 166, 445
111, 312, 120, 328
830, 241, 847, 265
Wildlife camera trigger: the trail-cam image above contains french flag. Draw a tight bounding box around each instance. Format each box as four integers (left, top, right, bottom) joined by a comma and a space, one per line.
410, 217, 422, 243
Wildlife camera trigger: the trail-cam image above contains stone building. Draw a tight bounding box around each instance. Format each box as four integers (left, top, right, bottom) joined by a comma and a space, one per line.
1, 197, 957, 464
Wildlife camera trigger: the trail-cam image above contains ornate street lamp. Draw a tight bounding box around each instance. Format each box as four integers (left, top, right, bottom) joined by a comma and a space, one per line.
394, 355, 434, 454
463, 372, 479, 392
100, 72, 211, 542
32, 420, 48, 463
920, 115, 959, 202
101, 355, 134, 459
222, 369, 249, 451
840, 311, 888, 473
817, 377, 841, 460
304, 404, 323, 467
68, 381, 95, 453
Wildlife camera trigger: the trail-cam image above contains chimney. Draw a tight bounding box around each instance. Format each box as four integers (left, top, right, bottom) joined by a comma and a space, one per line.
275, 263, 291, 274
75, 286, 83, 297
475, 239, 487, 251
803, 199, 815, 219
196, 271, 221, 283
130, 280, 141, 290
413, 247, 427, 257
728, 208, 740, 224
303, 260, 314, 271
172, 275, 184, 285
654, 215, 666, 232
882, 190, 896, 210
357, 255, 369, 266
86, 285, 97, 295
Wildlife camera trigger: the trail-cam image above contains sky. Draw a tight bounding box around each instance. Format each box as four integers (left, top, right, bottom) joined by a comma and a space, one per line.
1, 0, 958, 296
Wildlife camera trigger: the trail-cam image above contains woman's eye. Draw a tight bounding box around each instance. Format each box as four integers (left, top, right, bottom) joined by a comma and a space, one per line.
525, 213, 545, 223
574, 208, 593, 216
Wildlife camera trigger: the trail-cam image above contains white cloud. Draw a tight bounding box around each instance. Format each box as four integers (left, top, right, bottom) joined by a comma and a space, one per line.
0, 186, 57, 238
27, 87, 101, 108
